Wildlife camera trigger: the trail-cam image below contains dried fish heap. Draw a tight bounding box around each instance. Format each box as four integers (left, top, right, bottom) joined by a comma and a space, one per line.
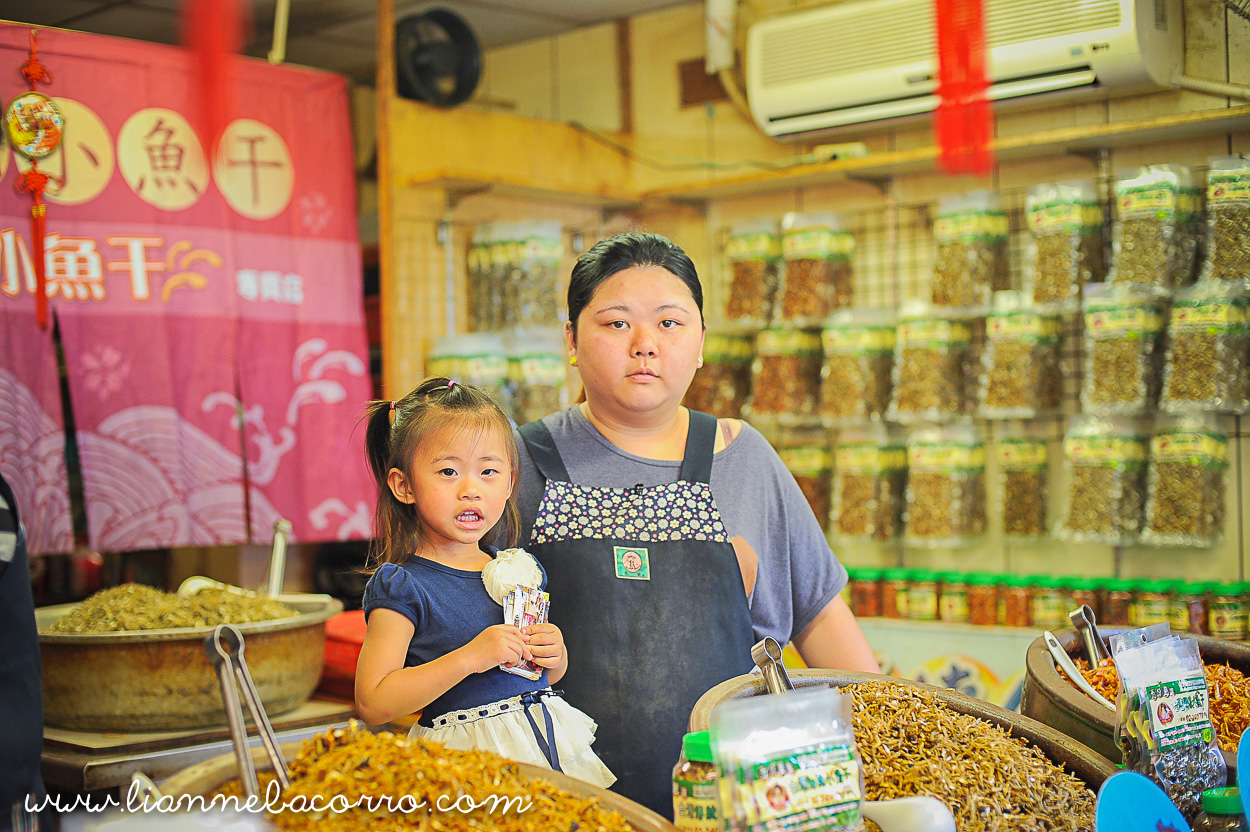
849, 682, 1096, 832
46, 583, 298, 633
215, 722, 636, 832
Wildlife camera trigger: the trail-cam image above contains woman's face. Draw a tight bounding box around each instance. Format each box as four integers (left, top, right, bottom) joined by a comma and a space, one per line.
568, 266, 704, 421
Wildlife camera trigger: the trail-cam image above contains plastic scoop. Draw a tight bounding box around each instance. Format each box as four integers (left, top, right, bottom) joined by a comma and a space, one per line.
863, 795, 956, 832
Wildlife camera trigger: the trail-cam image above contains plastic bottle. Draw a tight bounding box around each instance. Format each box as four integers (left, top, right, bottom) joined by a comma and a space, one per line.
673, 731, 719, 831
1134, 579, 1172, 627
1002, 574, 1032, 628
1193, 787, 1249, 832
938, 572, 969, 623
880, 568, 910, 619
907, 570, 940, 621
1210, 584, 1249, 641
1030, 576, 1068, 630
1104, 578, 1134, 626
851, 568, 883, 618
1068, 576, 1101, 619
966, 572, 1001, 626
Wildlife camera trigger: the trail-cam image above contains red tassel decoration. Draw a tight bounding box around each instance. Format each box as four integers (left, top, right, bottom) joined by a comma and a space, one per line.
934, 0, 994, 175
17, 171, 50, 329
182, 0, 244, 146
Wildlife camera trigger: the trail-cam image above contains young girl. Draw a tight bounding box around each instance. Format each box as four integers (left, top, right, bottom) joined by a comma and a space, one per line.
354, 377, 613, 787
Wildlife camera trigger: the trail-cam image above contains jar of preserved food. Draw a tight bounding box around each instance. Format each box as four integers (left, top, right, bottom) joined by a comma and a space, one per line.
1133, 579, 1173, 627
851, 568, 883, 618
1104, 578, 1135, 626
673, 731, 719, 831
749, 329, 824, 419
1068, 577, 1102, 620
684, 331, 755, 419
966, 573, 1000, 626
939, 572, 969, 623
1193, 787, 1249, 832
880, 569, 910, 619
1209, 584, 1249, 641
1003, 575, 1032, 628
1171, 582, 1211, 635
1031, 576, 1069, 630
907, 571, 940, 621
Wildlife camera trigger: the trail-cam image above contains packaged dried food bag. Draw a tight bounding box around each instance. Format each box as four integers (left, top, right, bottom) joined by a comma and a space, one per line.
779, 444, 833, 531
513, 221, 564, 330
819, 308, 894, 425
725, 220, 782, 327
492, 222, 522, 330
1109, 165, 1201, 292
427, 333, 510, 408
505, 328, 567, 425
978, 290, 1063, 419
904, 423, 986, 548
1160, 279, 1250, 414
1113, 629, 1226, 822
1200, 155, 1250, 283
711, 686, 865, 832
779, 211, 855, 325
995, 422, 1049, 541
467, 225, 494, 332
1141, 416, 1228, 549
747, 329, 823, 420
685, 330, 755, 418
931, 190, 1009, 312
887, 301, 971, 424
1081, 282, 1166, 415
1026, 180, 1104, 311
1057, 415, 1148, 545
831, 424, 907, 541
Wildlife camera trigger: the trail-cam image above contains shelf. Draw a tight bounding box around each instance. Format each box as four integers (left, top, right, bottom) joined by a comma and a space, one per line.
646, 104, 1250, 203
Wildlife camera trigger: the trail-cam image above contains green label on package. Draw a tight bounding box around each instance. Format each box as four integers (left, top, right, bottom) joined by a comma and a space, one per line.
1150, 431, 1227, 465
1085, 304, 1164, 337
726, 744, 862, 832
1172, 299, 1245, 331
1028, 202, 1102, 234
1208, 171, 1250, 205
1144, 675, 1215, 752
996, 439, 1047, 469
780, 446, 833, 476
726, 232, 781, 261
757, 329, 822, 356
1117, 184, 1179, 219
836, 444, 907, 473
1064, 436, 1146, 465
673, 778, 719, 831
934, 210, 1008, 241
908, 443, 985, 470
822, 326, 895, 353
897, 319, 971, 347
783, 228, 855, 260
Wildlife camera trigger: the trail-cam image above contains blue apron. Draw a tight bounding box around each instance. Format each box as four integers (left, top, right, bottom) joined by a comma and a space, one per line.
519, 410, 756, 818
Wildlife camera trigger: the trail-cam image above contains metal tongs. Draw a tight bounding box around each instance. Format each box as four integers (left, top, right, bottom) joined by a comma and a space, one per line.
1044, 630, 1116, 711
752, 636, 794, 694
1069, 604, 1111, 665
205, 624, 291, 797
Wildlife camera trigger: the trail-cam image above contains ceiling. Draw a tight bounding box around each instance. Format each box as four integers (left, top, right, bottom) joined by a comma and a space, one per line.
0, 0, 689, 84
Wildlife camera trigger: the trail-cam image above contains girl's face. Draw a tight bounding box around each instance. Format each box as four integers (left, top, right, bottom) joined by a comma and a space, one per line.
567, 266, 704, 421
388, 423, 514, 558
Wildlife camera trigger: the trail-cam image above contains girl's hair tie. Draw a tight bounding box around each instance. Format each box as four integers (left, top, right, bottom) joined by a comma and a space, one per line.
389, 400, 397, 412
447, 379, 457, 389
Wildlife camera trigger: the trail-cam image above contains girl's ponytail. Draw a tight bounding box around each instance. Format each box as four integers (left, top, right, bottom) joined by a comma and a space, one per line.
363, 398, 415, 567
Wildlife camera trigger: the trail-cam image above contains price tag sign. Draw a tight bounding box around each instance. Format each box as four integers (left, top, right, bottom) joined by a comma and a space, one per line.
1095, 772, 1190, 832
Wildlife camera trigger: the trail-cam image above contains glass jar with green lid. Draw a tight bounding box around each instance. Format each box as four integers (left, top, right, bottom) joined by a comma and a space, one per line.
1169, 581, 1209, 634
939, 572, 969, 623
1002, 574, 1033, 628
1104, 578, 1135, 626
851, 568, 884, 619
907, 570, 940, 621
1193, 786, 1249, 832
1031, 576, 1069, 630
881, 568, 910, 619
672, 731, 718, 831
1210, 583, 1249, 641
1068, 576, 1102, 619
1134, 579, 1173, 627
966, 572, 1001, 626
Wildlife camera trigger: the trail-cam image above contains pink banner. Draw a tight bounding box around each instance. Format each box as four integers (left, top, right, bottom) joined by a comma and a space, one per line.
0, 24, 373, 550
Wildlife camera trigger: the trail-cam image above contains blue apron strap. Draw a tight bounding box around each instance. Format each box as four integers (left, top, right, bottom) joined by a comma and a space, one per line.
520, 690, 564, 772
519, 420, 571, 483
678, 410, 718, 485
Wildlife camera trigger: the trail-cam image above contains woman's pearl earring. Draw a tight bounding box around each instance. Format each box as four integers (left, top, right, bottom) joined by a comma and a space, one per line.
696, 357, 704, 368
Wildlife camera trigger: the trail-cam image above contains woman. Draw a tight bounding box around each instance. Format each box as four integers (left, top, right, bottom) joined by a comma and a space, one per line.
515, 232, 877, 817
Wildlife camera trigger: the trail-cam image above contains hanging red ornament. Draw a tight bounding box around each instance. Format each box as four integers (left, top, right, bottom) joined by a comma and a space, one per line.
5, 30, 64, 330
182, 0, 244, 145
934, 0, 994, 175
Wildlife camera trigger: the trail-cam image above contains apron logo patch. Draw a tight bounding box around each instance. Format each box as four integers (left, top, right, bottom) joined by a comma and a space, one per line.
613, 546, 650, 580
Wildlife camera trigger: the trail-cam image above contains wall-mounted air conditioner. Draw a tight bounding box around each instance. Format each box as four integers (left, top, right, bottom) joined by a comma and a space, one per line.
746, 0, 1183, 138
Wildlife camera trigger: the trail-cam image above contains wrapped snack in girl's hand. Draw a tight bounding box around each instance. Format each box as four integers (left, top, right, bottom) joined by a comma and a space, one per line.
483, 549, 549, 680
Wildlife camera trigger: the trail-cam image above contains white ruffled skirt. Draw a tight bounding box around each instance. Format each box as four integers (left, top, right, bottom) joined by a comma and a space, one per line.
410, 690, 616, 789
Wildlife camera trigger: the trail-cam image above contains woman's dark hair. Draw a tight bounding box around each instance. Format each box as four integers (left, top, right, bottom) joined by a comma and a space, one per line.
567, 232, 703, 337
362, 376, 520, 568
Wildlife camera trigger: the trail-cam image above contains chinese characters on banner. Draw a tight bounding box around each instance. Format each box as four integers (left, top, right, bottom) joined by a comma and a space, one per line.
0, 24, 373, 553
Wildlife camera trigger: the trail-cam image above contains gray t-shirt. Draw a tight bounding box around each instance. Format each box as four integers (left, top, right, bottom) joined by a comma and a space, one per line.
515, 406, 847, 646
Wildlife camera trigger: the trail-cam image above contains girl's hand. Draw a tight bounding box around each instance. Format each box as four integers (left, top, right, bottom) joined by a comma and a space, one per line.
522, 623, 565, 669
463, 624, 531, 674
